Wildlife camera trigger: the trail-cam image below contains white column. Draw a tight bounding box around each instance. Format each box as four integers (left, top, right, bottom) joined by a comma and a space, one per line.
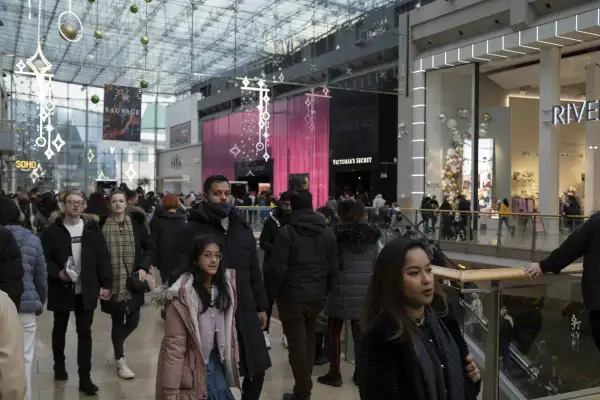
538, 47, 560, 230
585, 63, 600, 214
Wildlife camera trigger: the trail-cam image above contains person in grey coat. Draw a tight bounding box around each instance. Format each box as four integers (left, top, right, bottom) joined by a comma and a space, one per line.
0, 196, 47, 400
318, 199, 380, 387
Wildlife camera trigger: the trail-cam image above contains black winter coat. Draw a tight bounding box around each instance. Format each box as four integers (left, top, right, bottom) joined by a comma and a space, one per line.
357, 310, 480, 400
540, 212, 600, 310
259, 207, 289, 277
0, 226, 24, 309
41, 215, 112, 313
176, 204, 271, 377
150, 211, 186, 282
325, 223, 379, 321
269, 209, 339, 305
100, 209, 156, 315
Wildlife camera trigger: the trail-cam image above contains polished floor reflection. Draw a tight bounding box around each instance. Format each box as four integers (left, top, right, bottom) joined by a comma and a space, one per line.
31, 302, 360, 399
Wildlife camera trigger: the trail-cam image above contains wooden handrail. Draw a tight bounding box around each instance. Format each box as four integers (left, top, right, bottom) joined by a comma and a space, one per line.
432, 264, 583, 283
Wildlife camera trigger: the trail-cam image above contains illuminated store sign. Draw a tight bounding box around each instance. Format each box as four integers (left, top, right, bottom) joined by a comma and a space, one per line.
15, 160, 38, 171
332, 157, 372, 166
552, 101, 600, 125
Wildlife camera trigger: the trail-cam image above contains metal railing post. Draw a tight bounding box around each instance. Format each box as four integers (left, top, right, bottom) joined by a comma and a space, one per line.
482, 281, 501, 400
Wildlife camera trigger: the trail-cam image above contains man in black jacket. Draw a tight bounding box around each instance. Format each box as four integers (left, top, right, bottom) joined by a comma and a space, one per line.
177, 175, 271, 400
259, 190, 292, 349
270, 190, 339, 400
524, 212, 600, 351
0, 225, 23, 309
41, 190, 112, 395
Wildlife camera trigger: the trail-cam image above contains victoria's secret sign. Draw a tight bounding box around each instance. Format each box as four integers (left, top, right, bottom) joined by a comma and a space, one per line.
552, 101, 600, 125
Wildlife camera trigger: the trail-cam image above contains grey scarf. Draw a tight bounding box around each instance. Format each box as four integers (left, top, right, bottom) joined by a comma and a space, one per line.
415, 307, 465, 400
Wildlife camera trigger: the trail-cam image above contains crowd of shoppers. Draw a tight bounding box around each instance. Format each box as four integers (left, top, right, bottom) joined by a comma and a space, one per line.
0, 179, 484, 400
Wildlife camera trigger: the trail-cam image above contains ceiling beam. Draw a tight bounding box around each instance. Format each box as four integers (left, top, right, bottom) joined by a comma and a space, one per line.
10, 1, 25, 71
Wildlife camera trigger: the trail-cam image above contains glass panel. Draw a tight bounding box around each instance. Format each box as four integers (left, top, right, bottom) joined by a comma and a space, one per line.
499, 279, 593, 398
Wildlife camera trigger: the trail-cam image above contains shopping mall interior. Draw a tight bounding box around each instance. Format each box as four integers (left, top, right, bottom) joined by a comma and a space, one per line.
4, 0, 600, 399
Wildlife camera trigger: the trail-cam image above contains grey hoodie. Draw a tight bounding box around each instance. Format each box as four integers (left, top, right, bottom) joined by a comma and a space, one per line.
5, 225, 47, 314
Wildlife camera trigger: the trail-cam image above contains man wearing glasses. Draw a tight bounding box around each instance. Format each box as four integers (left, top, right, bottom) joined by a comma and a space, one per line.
41, 190, 112, 395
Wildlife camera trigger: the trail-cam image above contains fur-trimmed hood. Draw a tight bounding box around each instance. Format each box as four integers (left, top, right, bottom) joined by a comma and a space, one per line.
152, 269, 241, 391
151, 269, 236, 308
48, 211, 99, 225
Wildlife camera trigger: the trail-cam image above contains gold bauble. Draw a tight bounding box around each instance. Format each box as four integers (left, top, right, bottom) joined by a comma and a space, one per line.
482, 112, 492, 122
130, 4, 138, 13
59, 23, 78, 41
140, 36, 149, 45
94, 29, 104, 40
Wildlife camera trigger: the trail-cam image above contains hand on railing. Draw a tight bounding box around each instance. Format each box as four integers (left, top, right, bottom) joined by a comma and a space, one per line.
523, 262, 543, 278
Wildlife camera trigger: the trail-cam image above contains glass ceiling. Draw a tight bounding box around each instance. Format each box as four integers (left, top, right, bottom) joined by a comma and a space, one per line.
1, 0, 390, 94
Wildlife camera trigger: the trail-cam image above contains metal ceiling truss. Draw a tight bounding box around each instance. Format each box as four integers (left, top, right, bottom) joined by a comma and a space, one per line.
4, 0, 393, 94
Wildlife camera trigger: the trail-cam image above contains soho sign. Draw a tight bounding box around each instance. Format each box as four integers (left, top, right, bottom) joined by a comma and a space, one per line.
332, 157, 373, 166
552, 100, 600, 125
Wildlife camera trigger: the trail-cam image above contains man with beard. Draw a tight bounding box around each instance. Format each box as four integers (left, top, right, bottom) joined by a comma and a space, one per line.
176, 175, 271, 400
259, 191, 292, 349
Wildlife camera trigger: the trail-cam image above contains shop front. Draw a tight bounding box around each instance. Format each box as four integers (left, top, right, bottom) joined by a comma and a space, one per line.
329, 90, 397, 204
412, 7, 600, 224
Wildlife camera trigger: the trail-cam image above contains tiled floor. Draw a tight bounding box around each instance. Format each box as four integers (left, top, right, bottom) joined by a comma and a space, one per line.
31, 303, 360, 400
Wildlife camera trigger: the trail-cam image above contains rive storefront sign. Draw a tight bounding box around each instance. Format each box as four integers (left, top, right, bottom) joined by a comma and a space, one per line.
552, 100, 600, 125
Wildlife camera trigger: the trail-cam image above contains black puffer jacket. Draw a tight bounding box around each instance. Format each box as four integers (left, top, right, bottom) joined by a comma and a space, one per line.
259, 207, 289, 277
0, 226, 23, 309
269, 209, 339, 305
150, 210, 186, 282
325, 223, 380, 320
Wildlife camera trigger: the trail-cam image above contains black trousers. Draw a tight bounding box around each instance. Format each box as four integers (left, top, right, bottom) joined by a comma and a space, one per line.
241, 372, 265, 400
277, 300, 323, 400
110, 307, 141, 359
327, 317, 360, 376
52, 294, 95, 378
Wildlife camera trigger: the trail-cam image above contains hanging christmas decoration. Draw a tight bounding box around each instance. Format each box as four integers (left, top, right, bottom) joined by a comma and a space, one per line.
130, 4, 138, 13
88, 0, 95, 2
15, 0, 65, 161
482, 112, 492, 122
456, 108, 470, 119
93, 29, 104, 40
241, 77, 271, 162
29, 164, 46, 184
438, 114, 446, 123
58, 0, 83, 42
139, 79, 148, 89
90, 94, 99, 104
140, 36, 149, 46
144, 0, 152, 2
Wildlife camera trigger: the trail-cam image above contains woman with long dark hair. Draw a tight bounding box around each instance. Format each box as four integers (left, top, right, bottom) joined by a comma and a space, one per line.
356, 236, 481, 399
154, 235, 240, 400
319, 199, 380, 387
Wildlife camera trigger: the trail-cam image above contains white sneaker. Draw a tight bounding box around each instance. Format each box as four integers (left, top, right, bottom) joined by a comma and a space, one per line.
282, 334, 288, 348
263, 331, 272, 350
116, 357, 135, 379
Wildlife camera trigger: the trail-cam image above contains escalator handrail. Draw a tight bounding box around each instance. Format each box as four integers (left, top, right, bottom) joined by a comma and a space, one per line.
460, 299, 540, 381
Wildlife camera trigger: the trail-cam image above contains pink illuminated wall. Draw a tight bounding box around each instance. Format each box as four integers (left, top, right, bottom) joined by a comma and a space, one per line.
202, 93, 330, 207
